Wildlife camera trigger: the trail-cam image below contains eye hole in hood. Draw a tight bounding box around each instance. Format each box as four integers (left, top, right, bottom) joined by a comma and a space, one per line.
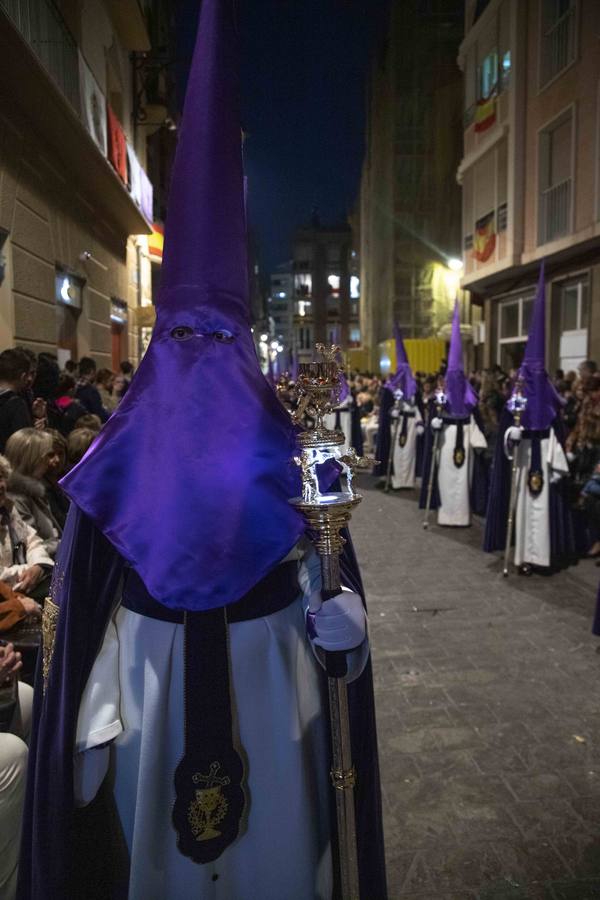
171, 326, 195, 341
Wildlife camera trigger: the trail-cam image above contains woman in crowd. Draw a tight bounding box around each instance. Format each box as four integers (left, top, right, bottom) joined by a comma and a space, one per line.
4, 429, 62, 559
95, 369, 118, 414
0, 454, 53, 600
66, 427, 99, 469
42, 430, 69, 529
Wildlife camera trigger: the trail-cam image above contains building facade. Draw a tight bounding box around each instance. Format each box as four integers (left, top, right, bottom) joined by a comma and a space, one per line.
359, 0, 466, 372
291, 219, 359, 364
459, 0, 600, 373
0, 0, 172, 369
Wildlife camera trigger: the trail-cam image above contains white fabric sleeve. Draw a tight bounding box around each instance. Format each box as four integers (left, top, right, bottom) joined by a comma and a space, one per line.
548, 429, 569, 475
298, 541, 369, 683
76, 610, 122, 752
73, 606, 123, 807
24, 523, 53, 569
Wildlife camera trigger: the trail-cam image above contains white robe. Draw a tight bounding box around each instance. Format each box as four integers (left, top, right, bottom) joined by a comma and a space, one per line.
324, 396, 352, 451
74, 544, 367, 900
436, 418, 487, 526
512, 430, 569, 567
390, 404, 422, 489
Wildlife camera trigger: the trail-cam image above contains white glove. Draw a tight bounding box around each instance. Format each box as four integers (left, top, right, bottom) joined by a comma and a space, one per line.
550, 471, 563, 484
566, 451, 575, 463
506, 426, 522, 443
307, 590, 367, 652
431, 417, 443, 431
390, 409, 400, 420
415, 420, 425, 432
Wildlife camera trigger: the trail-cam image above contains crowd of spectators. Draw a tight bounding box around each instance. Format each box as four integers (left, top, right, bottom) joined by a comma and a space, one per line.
0, 348, 133, 895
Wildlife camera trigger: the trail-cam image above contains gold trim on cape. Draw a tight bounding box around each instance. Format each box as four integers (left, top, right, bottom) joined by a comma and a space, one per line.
42, 597, 59, 692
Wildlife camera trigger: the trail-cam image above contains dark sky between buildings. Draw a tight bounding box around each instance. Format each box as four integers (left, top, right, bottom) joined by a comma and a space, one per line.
175, 0, 389, 275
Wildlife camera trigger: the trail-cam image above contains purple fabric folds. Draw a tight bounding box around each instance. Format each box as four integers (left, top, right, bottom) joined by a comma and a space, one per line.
517, 261, 563, 431
387, 323, 417, 400
60, 0, 304, 611
445, 301, 477, 417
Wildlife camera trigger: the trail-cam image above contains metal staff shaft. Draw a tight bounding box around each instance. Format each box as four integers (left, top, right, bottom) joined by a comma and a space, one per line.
320, 552, 360, 900
423, 406, 442, 530
503, 409, 523, 577
384, 411, 402, 493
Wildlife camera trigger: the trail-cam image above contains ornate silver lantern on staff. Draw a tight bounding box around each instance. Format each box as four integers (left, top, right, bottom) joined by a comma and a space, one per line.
384, 388, 404, 493
422, 388, 447, 529
290, 344, 373, 900
503, 384, 528, 577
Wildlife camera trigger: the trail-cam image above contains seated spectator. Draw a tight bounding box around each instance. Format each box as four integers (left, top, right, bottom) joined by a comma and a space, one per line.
75, 357, 108, 422
113, 371, 130, 402
0, 455, 52, 601
5, 430, 62, 559
66, 427, 98, 469
43, 430, 69, 529
75, 414, 102, 433
0, 350, 37, 453
0, 640, 33, 899
95, 368, 117, 414
55, 374, 89, 435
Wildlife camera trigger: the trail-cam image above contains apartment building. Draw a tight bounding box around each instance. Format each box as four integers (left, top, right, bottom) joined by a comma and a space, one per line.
359, 0, 466, 372
291, 219, 359, 364
0, 0, 173, 368
459, 0, 600, 372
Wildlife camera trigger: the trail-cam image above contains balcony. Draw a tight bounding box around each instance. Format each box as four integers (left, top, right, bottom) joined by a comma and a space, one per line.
0, 0, 79, 111
540, 4, 576, 88
0, 4, 150, 236
538, 178, 572, 245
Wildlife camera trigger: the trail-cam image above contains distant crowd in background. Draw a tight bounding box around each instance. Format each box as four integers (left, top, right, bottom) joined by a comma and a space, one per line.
344, 358, 600, 560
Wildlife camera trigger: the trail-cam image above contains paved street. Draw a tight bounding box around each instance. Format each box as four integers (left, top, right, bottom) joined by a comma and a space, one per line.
351, 477, 600, 900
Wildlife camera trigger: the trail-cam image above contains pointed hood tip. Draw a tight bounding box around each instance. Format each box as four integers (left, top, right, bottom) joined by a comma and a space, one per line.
159, 0, 248, 316
445, 301, 477, 416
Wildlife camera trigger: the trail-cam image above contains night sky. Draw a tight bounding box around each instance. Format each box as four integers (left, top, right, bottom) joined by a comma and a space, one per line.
176, 0, 389, 275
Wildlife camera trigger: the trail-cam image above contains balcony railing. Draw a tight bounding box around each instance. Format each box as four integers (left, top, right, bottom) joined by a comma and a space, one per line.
538, 178, 571, 245
540, 5, 576, 87
0, 0, 80, 111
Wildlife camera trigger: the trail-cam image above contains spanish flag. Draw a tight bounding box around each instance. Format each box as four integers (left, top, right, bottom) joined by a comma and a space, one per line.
473, 212, 496, 262
474, 94, 496, 133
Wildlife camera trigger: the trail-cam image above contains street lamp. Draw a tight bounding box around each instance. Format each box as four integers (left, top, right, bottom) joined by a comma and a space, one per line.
447, 257, 463, 272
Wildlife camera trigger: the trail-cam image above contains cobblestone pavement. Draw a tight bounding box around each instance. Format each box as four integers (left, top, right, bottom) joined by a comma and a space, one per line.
350, 476, 600, 900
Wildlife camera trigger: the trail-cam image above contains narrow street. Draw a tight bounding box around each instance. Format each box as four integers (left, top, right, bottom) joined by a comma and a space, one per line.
352, 477, 600, 900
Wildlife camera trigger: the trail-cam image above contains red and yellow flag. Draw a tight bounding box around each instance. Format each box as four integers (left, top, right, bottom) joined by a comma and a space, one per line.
473, 212, 496, 263
474, 94, 496, 133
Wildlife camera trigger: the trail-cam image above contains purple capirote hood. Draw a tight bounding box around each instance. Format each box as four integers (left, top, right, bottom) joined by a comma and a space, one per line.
60, 0, 305, 612
516, 260, 563, 430
386, 323, 417, 400
445, 301, 478, 416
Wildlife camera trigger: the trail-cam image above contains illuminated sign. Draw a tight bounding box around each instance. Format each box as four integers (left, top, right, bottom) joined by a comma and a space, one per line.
55, 270, 83, 309
110, 298, 128, 324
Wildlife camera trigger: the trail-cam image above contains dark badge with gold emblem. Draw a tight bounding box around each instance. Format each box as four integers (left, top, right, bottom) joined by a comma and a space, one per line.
453, 447, 465, 468
398, 433, 407, 448
173, 747, 246, 864
528, 469, 544, 496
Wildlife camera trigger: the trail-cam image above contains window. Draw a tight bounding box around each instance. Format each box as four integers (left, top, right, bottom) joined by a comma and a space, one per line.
350, 276, 360, 299
538, 109, 573, 244
294, 273, 312, 297
560, 278, 588, 332
497, 292, 534, 368
478, 51, 498, 100
540, 0, 576, 87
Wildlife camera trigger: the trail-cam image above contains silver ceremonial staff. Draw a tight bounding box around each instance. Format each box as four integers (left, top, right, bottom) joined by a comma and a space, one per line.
503, 386, 528, 577
289, 345, 374, 900
422, 389, 447, 530
384, 389, 404, 493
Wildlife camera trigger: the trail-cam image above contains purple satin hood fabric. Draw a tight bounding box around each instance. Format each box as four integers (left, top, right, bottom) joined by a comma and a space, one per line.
59, 0, 306, 612
446, 301, 477, 416
517, 261, 563, 431
386, 323, 417, 400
